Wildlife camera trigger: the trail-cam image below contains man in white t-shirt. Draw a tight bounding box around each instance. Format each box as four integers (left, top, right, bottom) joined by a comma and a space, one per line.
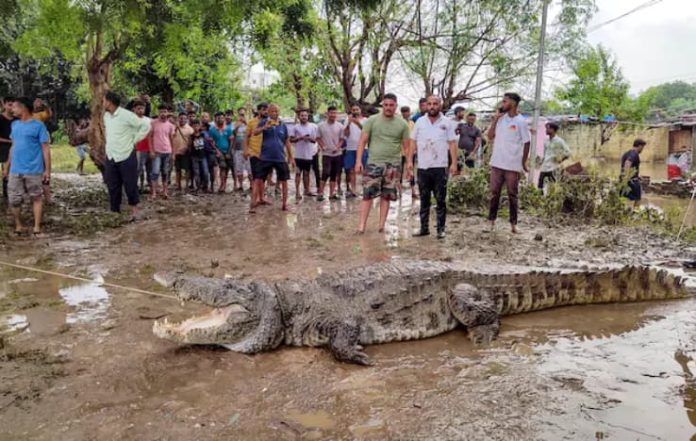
290, 109, 318, 200
317, 106, 345, 201
342, 104, 366, 198
487, 92, 531, 233
410, 96, 458, 239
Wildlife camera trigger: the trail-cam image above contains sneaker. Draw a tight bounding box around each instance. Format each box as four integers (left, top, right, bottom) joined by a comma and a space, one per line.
345, 191, 357, 199
337, 190, 344, 196
316, 195, 325, 202
413, 230, 430, 237
329, 194, 340, 201
436, 231, 446, 240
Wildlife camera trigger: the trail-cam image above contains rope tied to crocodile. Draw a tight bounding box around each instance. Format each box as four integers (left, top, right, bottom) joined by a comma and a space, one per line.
0, 260, 178, 301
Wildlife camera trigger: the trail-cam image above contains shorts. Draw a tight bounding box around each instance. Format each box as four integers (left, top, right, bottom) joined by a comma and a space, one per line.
233, 150, 251, 175
207, 153, 218, 167
175, 153, 191, 172
623, 179, 642, 201
362, 163, 401, 201
218, 152, 234, 170
8, 174, 43, 207
250, 156, 264, 180
0, 143, 10, 163
343, 150, 368, 171
259, 160, 290, 181
76, 144, 87, 161
322, 155, 343, 182
295, 158, 313, 173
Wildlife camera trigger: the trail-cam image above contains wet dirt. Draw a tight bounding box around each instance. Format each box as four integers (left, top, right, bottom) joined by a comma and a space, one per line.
1, 174, 696, 440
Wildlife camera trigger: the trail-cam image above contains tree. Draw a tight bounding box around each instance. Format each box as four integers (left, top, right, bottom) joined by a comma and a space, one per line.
14, 0, 288, 166
555, 45, 633, 144
640, 81, 696, 120
396, 0, 596, 111
318, 0, 416, 110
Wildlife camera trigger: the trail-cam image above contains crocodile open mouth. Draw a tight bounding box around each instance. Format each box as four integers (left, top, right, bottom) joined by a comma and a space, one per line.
153, 304, 251, 344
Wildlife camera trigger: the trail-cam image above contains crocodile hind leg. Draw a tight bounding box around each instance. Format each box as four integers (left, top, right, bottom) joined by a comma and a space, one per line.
326, 321, 373, 366
448, 283, 500, 345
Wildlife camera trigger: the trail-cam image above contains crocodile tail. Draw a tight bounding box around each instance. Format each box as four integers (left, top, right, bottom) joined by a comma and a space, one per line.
458, 266, 689, 316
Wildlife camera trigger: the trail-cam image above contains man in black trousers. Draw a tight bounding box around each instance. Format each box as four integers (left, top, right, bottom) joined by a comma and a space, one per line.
410, 95, 458, 239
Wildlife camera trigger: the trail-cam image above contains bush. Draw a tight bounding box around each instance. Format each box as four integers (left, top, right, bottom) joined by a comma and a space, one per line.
447, 167, 490, 213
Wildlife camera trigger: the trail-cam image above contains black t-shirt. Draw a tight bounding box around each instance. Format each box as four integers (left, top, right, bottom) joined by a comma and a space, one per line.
621, 149, 640, 179
190, 134, 207, 158
0, 114, 16, 147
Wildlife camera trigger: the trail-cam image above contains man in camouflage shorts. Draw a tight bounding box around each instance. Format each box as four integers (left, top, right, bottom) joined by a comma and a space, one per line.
355, 93, 411, 233
362, 163, 401, 201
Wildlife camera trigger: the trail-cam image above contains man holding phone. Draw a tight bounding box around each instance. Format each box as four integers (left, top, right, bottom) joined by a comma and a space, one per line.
487, 92, 530, 233
290, 108, 318, 200
342, 104, 367, 198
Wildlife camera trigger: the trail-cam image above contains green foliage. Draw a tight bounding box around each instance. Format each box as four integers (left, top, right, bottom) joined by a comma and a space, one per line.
555, 45, 631, 120
447, 168, 490, 213
640, 81, 696, 119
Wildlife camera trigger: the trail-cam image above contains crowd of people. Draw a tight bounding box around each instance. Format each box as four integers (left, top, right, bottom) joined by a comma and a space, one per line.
1, 89, 650, 239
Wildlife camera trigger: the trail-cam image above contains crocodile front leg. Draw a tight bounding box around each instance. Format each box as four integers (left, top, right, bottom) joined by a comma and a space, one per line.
448, 283, 500, 345
326, 320, 373, 366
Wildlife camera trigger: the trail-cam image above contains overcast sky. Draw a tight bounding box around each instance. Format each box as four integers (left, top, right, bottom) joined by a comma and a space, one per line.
587, 0, 696, 94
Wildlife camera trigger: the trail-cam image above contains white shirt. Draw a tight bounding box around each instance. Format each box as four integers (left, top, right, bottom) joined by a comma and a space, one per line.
410, 113, 457, 169
343, 117, 366, 151
490, 113, 531, 172
291, 123, 319, 160
317, 120, 344, 157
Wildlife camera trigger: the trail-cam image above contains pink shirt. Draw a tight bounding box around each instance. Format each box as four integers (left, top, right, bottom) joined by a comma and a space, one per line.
150, 119, 175, 154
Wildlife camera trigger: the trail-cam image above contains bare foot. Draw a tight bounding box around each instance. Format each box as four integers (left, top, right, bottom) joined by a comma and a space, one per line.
511, 225, 518, 234
260, 200, 271, 206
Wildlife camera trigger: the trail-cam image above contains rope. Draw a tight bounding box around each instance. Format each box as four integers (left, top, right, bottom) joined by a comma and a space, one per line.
0, 260, 178, 301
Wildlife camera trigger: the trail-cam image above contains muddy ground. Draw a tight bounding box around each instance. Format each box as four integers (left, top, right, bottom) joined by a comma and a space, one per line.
1, 174, 696, 440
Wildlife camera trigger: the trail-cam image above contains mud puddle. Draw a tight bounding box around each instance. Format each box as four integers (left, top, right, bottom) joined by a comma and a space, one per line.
1, 264, 695, 439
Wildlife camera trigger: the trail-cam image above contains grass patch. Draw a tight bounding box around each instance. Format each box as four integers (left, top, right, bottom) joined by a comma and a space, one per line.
51, 143, 99, 174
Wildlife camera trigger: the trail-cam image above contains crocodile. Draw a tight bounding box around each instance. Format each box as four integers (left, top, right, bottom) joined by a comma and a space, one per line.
152, 260, 689, 365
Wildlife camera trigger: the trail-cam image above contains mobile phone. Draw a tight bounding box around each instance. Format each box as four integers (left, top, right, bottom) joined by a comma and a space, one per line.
498, 106, 504, 113
42, 178, 50, 186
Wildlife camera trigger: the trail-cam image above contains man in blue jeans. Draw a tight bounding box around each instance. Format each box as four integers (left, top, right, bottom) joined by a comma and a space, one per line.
4, 97, 51, 236
103, 91, 151, 217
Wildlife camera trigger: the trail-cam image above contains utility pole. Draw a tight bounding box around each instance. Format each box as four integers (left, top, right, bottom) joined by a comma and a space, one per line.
529, 0, 550, 183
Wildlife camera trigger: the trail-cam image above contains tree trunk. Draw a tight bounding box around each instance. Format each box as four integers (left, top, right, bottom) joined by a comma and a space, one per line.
86, 55, 111, 170
161, 83, 175, 108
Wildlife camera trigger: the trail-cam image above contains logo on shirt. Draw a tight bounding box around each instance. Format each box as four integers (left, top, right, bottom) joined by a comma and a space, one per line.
439, 124, 448, 131
510, 125, 518, 131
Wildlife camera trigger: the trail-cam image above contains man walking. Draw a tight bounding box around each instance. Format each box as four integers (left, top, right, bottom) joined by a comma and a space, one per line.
103, 91, 150, 216
342, 104, 366, 198
209, 112, 234, 193
410, 96, 458, 239
355, 93, 411, 233
317, 106, 345, 201
537, 122, 571, 189
149, 104, 176, 199
620, 138, 647, 207
253, 103, 294, 211
290, 109, 318, 200
173, 112, 194, 192
3, 97, 50, 236
0, 96, 16, 199
455, 112, 482, 169
487, 92, 530, 233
